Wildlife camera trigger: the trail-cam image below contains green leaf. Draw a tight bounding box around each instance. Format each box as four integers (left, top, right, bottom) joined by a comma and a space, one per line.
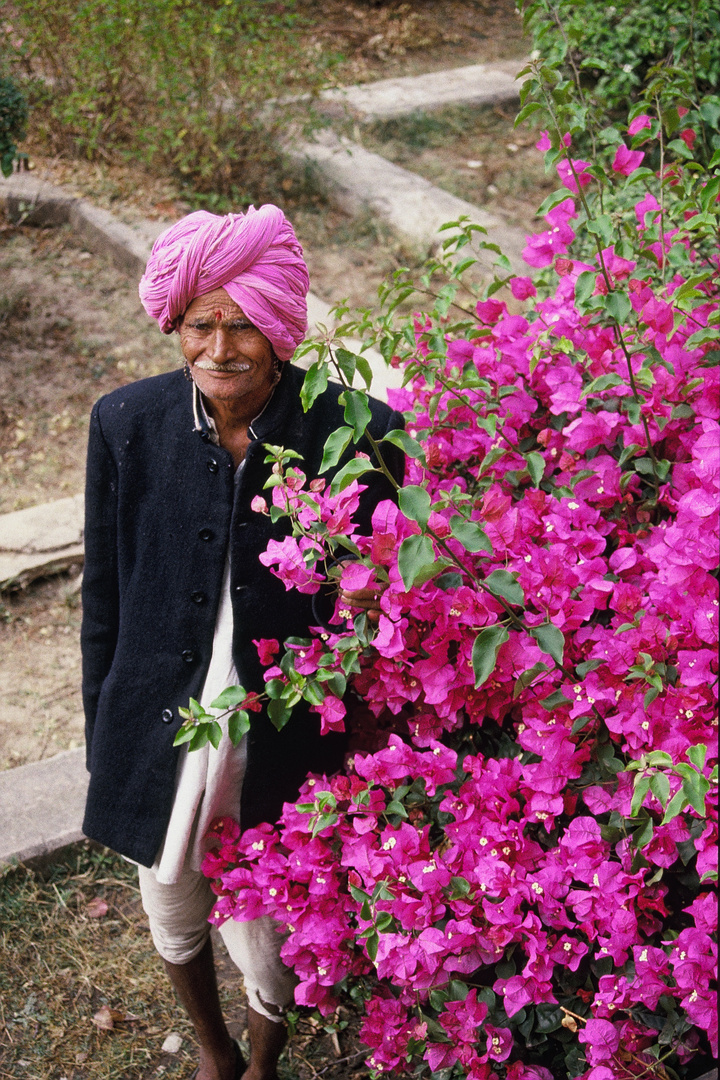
686, 744, 707, 770
381, 428, 426, 460
581, 372, 624, 398
173, 723, 195, 746
586, 214, 613, 246
303, 681, 326, 707
188, 697, 205, 719
574, 270, 597, 308
649, 771, 670, 808
484, 569, 524, 607
343, 390, 372, 442
633, 814, 654, 848
329, 457, 374, 495
398, 484, 432, 529
513, 661, 549, 698
631, 774, 651, 817
205, 721, 223, 750
365, 930, 379, 962
334, 347, 357, 383
228, 710, 251, 746
531, 623, 565, 667
681, 774, 710, 816
525, 451, 545, 487
571, 714, 593, 734
604, 291, 632, 324
320, 426, 354, 472
661, 788, 687, 825
472, 624, 510, 688
449, 517, 493, 554
397, 534, 436, 590
210, 685, 246, 710
268, 698, 292, 731
540, 689, 572, 710
189, 725, 211, 752
300, 361, 329, 411
437, 571, 463, 591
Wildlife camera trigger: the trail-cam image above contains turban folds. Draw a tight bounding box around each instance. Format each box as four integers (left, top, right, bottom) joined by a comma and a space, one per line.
138, 205, 309, 363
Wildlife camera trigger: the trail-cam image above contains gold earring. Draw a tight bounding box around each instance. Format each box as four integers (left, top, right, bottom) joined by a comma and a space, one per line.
183, 360, 193, 382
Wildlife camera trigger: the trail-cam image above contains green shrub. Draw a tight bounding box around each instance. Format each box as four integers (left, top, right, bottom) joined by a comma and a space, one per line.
0, 76, 28, 177
522, 0, 720, 164
4, 0, 336, 200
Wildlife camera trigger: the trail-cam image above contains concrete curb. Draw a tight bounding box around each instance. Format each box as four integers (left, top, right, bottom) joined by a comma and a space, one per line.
289, 129, 526, 269
320, 59, 528, 121
0, 747, 88, 866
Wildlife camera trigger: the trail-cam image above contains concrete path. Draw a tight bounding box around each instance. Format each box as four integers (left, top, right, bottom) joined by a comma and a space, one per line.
0, 748, 88, 865
290, 129, 526, 268
320, 59, 527, 121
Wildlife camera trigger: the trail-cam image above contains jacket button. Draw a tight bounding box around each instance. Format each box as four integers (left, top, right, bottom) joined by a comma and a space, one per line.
181, 649, 196, 663
198, 528, 214, 542
190, 591, 206, 605
207, 459, 219, 474
161, 708, 173, 724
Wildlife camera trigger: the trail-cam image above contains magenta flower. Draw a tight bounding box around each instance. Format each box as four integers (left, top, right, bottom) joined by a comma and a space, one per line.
628, 114, 652, 135
612, 143, 645, 175
557, 157, 592, 192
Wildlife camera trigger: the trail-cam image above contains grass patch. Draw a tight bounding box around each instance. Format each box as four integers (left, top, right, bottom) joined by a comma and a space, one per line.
0, 844, 372, 1080
0, 844, 195, 1078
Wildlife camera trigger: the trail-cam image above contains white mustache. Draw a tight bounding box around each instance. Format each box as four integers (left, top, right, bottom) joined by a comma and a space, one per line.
193, 360, 251, 372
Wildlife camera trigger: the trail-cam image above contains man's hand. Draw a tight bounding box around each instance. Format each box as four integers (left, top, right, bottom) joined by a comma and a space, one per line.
339, 584, 386, 623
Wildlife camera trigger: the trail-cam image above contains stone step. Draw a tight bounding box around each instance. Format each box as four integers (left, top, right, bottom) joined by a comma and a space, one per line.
0, 493, 84, 590
320, 59, 528, 121
0, 747, 88, 865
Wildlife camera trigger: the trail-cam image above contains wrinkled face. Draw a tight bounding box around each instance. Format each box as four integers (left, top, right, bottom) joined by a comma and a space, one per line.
179, 287, 276, 407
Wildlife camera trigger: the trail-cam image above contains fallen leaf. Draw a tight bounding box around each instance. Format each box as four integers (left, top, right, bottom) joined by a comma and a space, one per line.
85, 897, 109, 918
92, 1006, 140, 1031
92, 1005, 115, 1031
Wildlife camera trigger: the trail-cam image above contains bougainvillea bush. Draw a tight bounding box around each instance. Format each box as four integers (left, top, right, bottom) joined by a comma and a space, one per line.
177, 43, 719, 1080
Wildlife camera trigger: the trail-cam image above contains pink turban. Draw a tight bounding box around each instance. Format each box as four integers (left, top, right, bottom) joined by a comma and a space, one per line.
138, 205, 309, 363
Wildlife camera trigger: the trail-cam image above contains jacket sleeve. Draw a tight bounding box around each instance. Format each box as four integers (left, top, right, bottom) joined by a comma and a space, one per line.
80, 401, 119, 768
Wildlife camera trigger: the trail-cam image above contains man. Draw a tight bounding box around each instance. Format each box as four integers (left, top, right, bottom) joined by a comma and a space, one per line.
81, 205, 404, 1080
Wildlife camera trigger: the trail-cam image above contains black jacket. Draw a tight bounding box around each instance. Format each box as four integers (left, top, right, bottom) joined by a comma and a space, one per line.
81, 364, 404, 866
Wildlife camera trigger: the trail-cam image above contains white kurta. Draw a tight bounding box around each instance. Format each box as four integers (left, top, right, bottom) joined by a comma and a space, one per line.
152, 551, 248, 884
152, 405, 251, 885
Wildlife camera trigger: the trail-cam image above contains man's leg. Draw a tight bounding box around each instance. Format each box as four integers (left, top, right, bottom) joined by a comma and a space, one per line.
163, 937, 238, 1080
244, 1005, 287, 1080
220, 914, 297, 1080
139, 866, 239, 1080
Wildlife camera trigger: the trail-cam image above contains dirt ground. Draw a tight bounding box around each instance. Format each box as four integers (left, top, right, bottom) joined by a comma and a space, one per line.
0, 0, 539, 771
299, 0, 528, 82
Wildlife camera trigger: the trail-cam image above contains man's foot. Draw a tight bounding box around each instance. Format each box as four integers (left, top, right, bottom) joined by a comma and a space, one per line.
191, 1038, 244, 1080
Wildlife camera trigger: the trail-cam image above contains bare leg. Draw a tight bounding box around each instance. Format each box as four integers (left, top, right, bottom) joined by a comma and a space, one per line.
244, 1005, 287, 1080
163, 937, 237, 1080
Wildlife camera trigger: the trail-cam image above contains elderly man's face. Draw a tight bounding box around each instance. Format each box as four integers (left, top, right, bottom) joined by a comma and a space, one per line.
179, 288, 276, 407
